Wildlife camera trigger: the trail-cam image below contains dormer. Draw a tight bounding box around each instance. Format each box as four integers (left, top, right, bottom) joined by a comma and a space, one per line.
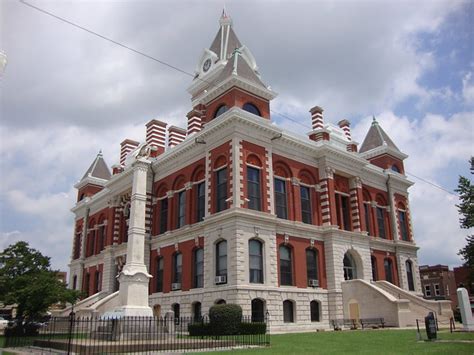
359, 117, 407, 174
187, 10, 277, 126
75, 151, 111, 202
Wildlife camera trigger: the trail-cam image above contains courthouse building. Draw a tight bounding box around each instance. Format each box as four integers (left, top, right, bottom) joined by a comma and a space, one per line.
68, 12, 451, 331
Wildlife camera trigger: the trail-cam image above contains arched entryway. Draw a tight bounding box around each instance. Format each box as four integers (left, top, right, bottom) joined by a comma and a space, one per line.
153, 304, 161, 317
172, 303, 180, 325
251, 298, 265, 322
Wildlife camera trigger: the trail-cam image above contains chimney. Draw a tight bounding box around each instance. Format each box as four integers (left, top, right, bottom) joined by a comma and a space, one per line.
310, 106, 324, 130
338, 119, 357, 152
146, 119, 167, 156
338, 119, 351, 141
308, 105, 329, 142
168, 126, 187, 148
187, 109, 202, 135
120, 139, 140, 166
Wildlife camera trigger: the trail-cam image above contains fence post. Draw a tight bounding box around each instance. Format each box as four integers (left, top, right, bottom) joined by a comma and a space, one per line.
67, 311, 75, 355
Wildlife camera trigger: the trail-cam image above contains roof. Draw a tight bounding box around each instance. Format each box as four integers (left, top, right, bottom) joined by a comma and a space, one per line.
209, 13, 242, 61
359, 117, 400, 153
214, 48, 267, 89
81, 151, 112, 181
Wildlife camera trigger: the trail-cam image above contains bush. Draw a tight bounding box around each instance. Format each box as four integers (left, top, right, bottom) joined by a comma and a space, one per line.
209, 304, 242, 335
188, 322, 212, 336
239, 322, 266, 335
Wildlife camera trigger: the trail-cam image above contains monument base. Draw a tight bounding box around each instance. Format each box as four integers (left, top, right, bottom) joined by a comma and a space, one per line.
119, 306, 153, 318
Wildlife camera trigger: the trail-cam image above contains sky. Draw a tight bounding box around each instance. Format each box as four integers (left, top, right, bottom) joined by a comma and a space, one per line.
1, 0, 473, 272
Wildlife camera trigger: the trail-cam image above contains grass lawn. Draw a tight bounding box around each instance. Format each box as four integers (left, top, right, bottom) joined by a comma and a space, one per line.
191, 329, 474, 355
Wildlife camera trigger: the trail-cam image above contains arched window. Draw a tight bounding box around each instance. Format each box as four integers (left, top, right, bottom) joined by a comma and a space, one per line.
247, 166, 261, 211
251, 299, 265, 322
300, 185, 312, 224
371, 255, 378, 281
72, 275, 77, 290
215, 167, 228, 212
243, 103, 261, 116
196, 182, 205, 222
398, 206, 409, 241
274, 178, 288, 219
214, 104, 228, 118
172, 253, 182, 288
192, 302, 202, 321
384, 258, 394, 284
94, 270, 101, 293
159, 198, 168, 234
249, 240, 263, 283
283, 300, 294, 323
156, 257, 164, 292
176, 190, 186, 228
376, 207, 386, 239
193, 248, 204, 288
306, 249, 319, 287
172, 303, 180, 325
216, 240, 227, 283
84, 272, 90, 296
406, 260, 415, 291
391, 164, 400, 173
343, 253, 357, 280
279, 245, 293, 286
310, 301, 320, 322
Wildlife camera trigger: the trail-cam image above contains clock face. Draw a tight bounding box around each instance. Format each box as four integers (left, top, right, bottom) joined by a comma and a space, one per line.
203, 58, 211, 73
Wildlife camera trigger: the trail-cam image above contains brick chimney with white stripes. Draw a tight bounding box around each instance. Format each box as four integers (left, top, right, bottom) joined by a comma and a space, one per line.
168, 126, 187, 148
187, 104, 205, 135
146, 119, 167, 157
338, 119, 357, 152
120, 139, 140, 166
308, 105, 329, 142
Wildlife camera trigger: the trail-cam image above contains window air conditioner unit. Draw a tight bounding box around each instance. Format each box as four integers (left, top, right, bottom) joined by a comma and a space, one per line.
215, 275, 227, 284
171, 283, 181, 291
308, 279, 319, 287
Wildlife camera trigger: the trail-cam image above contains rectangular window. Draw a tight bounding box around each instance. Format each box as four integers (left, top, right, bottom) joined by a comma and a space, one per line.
434, 284, 440, 296
399, 211, 408, 241
300, 186, 312, 224
364, 203, 372, 235
159, 198, 168, 234
376, 207, 386, 239
94, 271, 101, 293
274, 178, 288, 219
196, 182, 205, 222
176, 191, 186, 228
424, 285, 431, 297
194, 249, 204, 288
216, 168, 228, 212
247, 167, 261, 211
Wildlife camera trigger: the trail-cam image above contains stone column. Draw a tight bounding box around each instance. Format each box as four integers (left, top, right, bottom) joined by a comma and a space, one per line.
349, 177, 363, 232
117, 158, 153, 317
386, 175, 400, 241
457, 288, 474, 331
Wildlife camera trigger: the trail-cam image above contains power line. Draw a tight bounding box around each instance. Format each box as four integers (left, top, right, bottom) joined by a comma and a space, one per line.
405, 172, 458, 197
19, 0, 459, 198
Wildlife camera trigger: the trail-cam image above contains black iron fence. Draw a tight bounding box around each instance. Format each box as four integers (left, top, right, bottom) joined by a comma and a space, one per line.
4, 314, 269, 353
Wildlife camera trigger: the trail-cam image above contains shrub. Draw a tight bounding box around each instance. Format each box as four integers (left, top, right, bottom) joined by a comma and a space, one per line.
239, 322, 266, 335
188, 322, 212, 336
209, 304, 242, 335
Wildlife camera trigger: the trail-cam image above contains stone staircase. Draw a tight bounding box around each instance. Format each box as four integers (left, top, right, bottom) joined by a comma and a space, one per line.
374, 280, 453, 325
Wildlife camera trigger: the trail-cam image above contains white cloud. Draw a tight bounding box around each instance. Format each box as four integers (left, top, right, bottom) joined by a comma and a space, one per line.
462, 72, 474, 105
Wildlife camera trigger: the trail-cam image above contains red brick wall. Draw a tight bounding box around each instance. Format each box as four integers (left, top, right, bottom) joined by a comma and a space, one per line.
372, 250, 399, 286
276, 234, 327, 289
369, 154, 405, 174
82, 263, 104, 297
77, 184, 103, 202
272, 154, 320, 224
149, 237, 204, 294
203, 87, 270, 125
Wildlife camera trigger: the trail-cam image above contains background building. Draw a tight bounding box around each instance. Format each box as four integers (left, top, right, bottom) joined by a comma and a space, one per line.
65, 12, 451, 331
419, 265, 457, 310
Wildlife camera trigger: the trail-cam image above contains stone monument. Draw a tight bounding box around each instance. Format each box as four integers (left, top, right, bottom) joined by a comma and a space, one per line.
456, 287, 474, 331
116, 145, 154, 317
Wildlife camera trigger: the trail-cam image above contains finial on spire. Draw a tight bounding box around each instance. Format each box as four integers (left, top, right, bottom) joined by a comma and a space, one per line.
219, 6, 232, 26
98, 149, 103, 156
372, 116, 378, 126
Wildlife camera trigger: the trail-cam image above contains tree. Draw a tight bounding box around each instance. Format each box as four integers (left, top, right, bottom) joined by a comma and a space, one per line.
0, 241, 82, 320
455, 157, 474, 292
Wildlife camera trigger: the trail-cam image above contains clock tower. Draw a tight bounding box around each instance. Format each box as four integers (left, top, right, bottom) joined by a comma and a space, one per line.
187, 10, 277, 127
